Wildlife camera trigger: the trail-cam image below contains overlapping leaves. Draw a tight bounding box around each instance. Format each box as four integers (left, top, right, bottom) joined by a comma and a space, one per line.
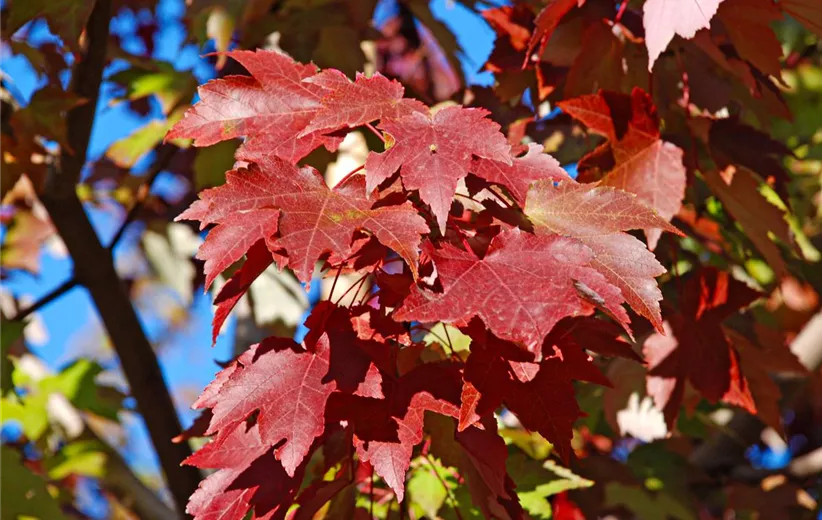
173, 51, 684, 520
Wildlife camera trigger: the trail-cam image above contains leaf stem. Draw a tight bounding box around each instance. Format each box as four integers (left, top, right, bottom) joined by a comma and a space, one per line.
424, 454, 464, 520
614, 1, 629, 23
334, 272, 370, 305
365, 122, 386, 143
329, 264, 344, 302
335, 164, 365, 187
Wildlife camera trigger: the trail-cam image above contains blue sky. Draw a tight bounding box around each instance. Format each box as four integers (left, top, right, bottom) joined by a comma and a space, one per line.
1, 0, 499, 487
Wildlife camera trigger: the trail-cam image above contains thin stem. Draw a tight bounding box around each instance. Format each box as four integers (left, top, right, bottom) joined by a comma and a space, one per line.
334, 272, 370, 305
329, 264, 344, 302
365, 122, 386, 143
369, 466, 376, 520
442, 324, 455, 354
488, 186, 513, 208
424, 454, 464, 520
107, 143, 177, 250
614, 1, 629, 23
335, 164, 365, 187
12, 278, 79, 321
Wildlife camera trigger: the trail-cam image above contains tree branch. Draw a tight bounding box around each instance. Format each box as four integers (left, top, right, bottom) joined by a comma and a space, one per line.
12, 277, 78, 322
37, 0, 200, 516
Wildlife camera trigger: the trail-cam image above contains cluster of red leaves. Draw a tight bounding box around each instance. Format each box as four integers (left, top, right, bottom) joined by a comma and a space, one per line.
166, 43, 800, 518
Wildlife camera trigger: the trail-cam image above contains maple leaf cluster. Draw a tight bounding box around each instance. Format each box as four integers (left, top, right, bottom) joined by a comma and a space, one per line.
164, 48, 696, 519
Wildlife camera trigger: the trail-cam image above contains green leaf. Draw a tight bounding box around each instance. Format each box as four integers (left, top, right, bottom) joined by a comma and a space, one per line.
499, 426, 553, 460
194, 140, 240, 190
106, 108, 183, 168
408, 458, 450, 518
110, 64, 197, 114
45, 441, 107, 479
604, 482, 696, 520
507, 452, 593, 519
40, 359, 122, 420
1, 446, 68, 520
1, 393, 50, 440
1, 320, 25, 395
422, 323, 472, 353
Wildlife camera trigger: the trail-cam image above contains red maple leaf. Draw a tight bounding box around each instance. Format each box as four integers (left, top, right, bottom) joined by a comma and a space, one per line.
365, 105, 511, 233
301, 70, 426, 135
184, 421, 301, 520
644, 268, 761, 426
179, 156, 428, 284
525, 179, 681, 332
558, 88, 687, 250
166, 49, 341, 164
472, 143, 572, 205
545, 316, 642, 362
327, 362, 462, 501
194, 335, 336, 476
211, 240, 274, 345
395, 228, 628, 350
458, 320, 610, 461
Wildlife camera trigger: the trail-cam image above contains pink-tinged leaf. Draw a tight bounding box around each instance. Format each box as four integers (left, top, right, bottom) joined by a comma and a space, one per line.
559, 89, 687, 250
583, 234, 667, 332
198, 209, 279, 290
176, 162, 283, 288
601, 140, 686, 250
395, 228, 628, 351
472, 143, 571, 205
643, 0, 725, 70
525, 180, 680, 237
195, 335, 335, 476
301, 70, 426, 135
166, 50, 340, 164
211, 241, 274, 345
365, 106, 511, 233
180, 156, 428, 284
524, 180, 672, 331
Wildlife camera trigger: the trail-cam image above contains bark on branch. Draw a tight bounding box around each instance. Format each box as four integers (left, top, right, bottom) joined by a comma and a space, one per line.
37, 0, 200, 516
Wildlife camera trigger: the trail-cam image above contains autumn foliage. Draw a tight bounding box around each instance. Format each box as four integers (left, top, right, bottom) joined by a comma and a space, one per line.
3, 0, 822, 519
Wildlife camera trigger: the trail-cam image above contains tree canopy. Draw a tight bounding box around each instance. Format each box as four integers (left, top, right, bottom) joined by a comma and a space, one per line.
1, 0, 821, 519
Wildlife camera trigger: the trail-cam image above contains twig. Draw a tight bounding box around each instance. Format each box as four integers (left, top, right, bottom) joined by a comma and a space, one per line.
107, 143, 177, 250
12, 277, 78, 322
